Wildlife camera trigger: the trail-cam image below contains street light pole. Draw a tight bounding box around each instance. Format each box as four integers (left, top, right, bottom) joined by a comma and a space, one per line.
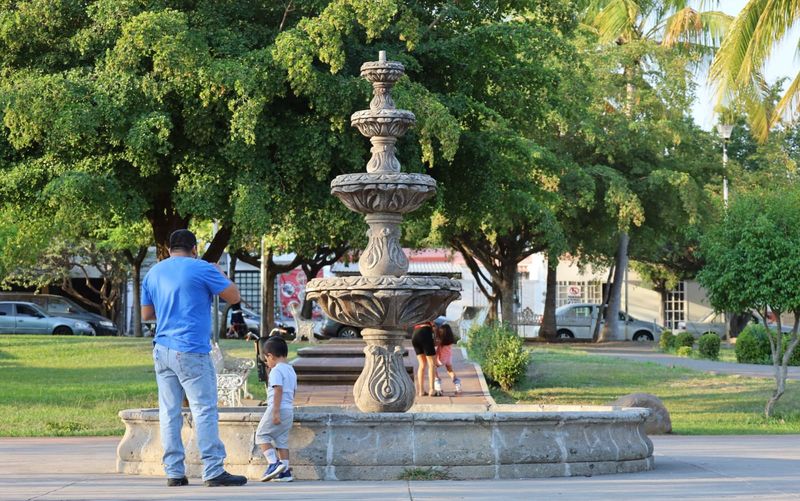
717, 124, 733, 209
717, 123, 733, 342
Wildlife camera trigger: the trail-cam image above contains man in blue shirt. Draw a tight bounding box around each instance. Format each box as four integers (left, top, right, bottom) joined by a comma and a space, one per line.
142, 229, 247, 487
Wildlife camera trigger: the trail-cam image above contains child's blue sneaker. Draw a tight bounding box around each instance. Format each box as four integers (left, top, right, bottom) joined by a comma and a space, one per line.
260, 461, 286, 482
272, 468, 294, 482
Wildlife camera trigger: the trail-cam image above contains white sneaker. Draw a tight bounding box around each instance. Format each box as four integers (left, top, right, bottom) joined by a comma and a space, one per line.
434, 378, 442, 393
454, 378, 462, 394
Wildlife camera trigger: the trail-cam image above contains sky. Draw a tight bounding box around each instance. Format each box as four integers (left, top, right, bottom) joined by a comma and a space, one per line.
692, 0, 800, 130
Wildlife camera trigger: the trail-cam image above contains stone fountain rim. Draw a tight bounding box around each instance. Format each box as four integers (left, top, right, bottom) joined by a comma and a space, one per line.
119, 405, 651, 423
331, 172, 437, 188
351, 109, 416, 121
360, 60, 405, 72
306, 275, 462, 292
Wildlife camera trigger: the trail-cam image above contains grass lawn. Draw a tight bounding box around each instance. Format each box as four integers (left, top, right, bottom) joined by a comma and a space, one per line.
0, 335, 301, 437
491, 346, 800, 435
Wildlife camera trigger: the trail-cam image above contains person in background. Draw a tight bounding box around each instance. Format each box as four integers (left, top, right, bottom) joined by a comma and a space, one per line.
256, 336, 297, 483
434, 323, 461, 395
411, 321, 438, 397
141, 229, 247, 488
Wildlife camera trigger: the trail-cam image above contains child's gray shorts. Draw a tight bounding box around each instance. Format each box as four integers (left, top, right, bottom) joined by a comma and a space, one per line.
255, 408, 294, 449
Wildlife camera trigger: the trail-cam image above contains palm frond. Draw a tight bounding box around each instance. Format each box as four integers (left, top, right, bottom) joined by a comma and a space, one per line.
594, 0, 641, 44
773, 70, 800, 128
663, 8, 732, 47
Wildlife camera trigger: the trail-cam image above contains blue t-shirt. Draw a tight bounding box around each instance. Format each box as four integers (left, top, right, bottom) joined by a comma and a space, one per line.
141, 256, 231, 353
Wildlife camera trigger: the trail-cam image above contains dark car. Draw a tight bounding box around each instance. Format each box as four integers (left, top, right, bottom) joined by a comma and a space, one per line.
0, 293, 118, 336
320, 317, 361, 339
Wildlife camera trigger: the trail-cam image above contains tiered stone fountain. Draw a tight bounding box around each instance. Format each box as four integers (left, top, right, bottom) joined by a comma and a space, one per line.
304, 50, 461, 413
116, 51, 654, 481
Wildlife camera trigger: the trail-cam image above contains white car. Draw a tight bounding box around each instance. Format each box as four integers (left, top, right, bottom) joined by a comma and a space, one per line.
527, 303, 663, 341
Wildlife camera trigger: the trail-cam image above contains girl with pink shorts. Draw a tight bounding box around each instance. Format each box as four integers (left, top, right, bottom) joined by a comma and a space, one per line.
433, 323, 461, 395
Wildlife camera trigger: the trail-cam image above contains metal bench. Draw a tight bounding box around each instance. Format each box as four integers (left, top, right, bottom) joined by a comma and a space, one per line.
211, 342, 255, 406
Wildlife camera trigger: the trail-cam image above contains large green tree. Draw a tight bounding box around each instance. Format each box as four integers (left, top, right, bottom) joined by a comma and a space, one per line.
698, 188, 800, 417
579, 1, 730, 340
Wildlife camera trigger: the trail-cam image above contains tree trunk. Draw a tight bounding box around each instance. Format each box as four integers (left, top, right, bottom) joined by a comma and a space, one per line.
125, 247, 147, 337
201, 225, 232, 263
148, 200, 189, 261
497, 262, 517, 328
131, 259, 142, 337
600, 232, 629, 342
540, 257, 558, 340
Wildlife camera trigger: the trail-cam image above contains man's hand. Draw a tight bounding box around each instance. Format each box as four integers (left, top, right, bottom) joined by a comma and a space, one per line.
272, 412, 281, 425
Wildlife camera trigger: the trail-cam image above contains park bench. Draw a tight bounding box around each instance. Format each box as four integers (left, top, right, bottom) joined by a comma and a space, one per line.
211, 342, 255, 407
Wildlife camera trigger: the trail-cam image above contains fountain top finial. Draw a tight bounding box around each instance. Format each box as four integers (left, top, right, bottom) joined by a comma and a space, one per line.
379, 50, 386, 63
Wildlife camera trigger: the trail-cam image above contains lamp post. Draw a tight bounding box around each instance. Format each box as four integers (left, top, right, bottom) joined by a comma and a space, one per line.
717, 123, 733, 209
717, 123, 733, 342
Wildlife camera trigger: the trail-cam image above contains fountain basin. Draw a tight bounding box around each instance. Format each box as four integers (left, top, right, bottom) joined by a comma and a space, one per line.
351, 109, 415, 137
117, 405, 654, 480
331, 173, 437, 214
306, 276, 461, 328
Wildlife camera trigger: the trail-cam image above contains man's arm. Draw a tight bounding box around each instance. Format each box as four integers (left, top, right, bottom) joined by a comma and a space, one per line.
219, 282, 241, 305
142, 305, 156, 321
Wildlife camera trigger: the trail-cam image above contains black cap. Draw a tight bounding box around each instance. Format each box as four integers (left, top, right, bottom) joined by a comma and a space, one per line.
169, 229, 197, 251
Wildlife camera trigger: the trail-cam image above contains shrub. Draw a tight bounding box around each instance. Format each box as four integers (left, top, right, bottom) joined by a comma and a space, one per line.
698, 333, 721, 360
675, 331, 695, 348
735, 324, 771, 364
781, 335, 800, 366
467, 323, 531, 390
658, 330, 676, 351
676, 346, 693, 357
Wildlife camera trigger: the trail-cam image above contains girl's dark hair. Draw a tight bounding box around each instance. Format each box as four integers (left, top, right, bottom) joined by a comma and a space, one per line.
437, 324, 456, 346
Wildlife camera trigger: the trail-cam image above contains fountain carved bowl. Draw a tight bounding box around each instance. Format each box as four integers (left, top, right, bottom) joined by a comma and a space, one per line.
360, 60, 405, 83
351, 109, 415, 138
331, 173, 437, 214
305, 276, 461, 328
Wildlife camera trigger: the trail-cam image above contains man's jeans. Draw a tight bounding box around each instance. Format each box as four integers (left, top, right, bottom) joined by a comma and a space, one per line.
153, 344, 226, 480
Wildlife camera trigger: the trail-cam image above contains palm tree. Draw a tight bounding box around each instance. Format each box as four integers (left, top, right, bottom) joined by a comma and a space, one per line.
581, 0, 731, 342
710, 1, 800, 142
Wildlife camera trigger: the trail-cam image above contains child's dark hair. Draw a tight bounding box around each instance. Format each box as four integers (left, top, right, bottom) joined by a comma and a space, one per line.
259, 336, 288, 359
437, 323, 456, 346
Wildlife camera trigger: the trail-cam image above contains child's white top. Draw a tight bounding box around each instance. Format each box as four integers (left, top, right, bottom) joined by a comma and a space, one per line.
267, 362, 297, 410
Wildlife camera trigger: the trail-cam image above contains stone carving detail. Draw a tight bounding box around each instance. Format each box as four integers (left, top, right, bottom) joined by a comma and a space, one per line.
365, 344, 405, 405
307, 275, 462, 291
360, 222, 407, 276
306, 51, 461, 412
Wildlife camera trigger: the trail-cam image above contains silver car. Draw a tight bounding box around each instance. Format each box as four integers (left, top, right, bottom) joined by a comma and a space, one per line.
528, 303, 662, 341
677, 311, 792, 338
0, 301, 95, 335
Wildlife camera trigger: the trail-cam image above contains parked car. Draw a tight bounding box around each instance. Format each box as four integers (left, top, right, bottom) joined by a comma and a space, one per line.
0, 293, 118, 336
216, 303, 261, 335
0, 301, 95, 335
527, 303, 663, 341
320, 317, 361, 339
677, 311, 792, 338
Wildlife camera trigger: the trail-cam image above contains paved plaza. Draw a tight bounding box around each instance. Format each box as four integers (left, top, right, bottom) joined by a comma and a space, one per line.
2, 435, 800, 500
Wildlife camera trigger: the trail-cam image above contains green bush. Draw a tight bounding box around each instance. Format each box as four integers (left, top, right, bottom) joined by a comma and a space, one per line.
676, 346, 693, 357
698, 333, 721, 360
467, 323, 531, 390
675, 331, 695, 348
735, 324, 771, 364
782, 335, 800, 366
658, 330, 676, 351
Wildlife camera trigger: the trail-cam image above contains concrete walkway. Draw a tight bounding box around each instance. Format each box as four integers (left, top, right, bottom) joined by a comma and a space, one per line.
2, 435, 800, 500
576, 342, 800, 380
